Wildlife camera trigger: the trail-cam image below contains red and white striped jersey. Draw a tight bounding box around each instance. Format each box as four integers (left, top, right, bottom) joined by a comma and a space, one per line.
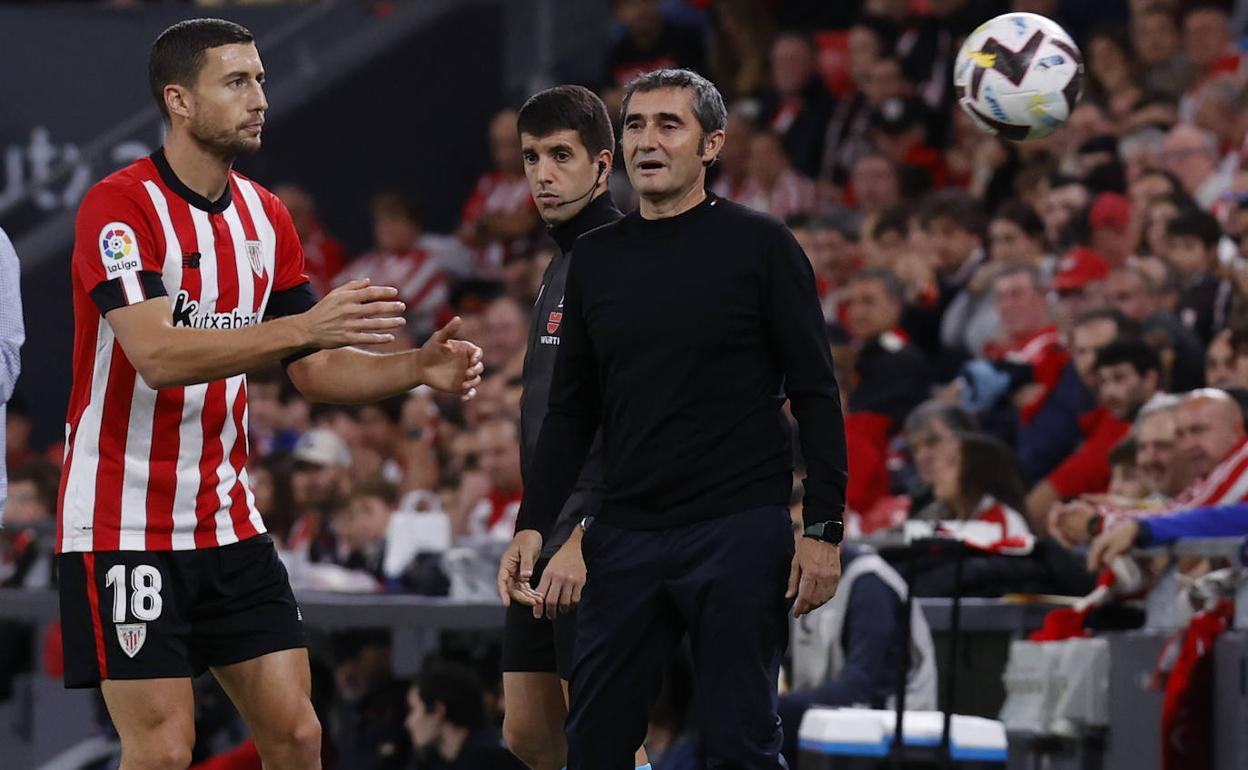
1100, 437, 1248, 531
459, 171, 536, 278
57, 151, 312, 553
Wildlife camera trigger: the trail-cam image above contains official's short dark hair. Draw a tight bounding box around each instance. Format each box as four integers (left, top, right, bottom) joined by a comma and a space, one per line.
1072, 307, 1141, 338
415, 662, 485, 730
150, 19, 254, 122
849, 267, 906, 304
621, 68, 727, 135
1166, 208, 1222, 249
918, 190, 987, 239
517, 85, 615, 158
1094, 336, 1162, 378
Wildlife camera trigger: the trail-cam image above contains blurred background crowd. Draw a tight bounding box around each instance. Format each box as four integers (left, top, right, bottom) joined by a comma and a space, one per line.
9, 0, 1248, 767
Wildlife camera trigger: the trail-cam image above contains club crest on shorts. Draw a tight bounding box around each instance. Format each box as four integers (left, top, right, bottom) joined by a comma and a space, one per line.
116, 623, 147, 658
245, 240, 265, 277
547, 311, 563, 334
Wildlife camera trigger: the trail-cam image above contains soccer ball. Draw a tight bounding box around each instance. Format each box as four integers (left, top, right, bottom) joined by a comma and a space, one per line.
953, 12, 1084, 141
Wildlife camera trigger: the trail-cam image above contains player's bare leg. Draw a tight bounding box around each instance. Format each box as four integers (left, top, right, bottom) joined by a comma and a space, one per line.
101, 678, 196, 770
212, 648, 321, 770
503, 671, 568, 769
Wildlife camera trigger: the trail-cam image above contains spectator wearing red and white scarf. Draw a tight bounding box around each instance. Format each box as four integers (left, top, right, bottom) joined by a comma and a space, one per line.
1057, 389, 1248, 544
930, 433, 1033, 543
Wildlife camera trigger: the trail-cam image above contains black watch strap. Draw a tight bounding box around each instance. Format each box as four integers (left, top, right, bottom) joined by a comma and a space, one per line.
804, 520, 844, 545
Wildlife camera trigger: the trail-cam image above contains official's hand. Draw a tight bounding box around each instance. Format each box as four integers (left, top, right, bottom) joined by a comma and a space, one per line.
534, 525, 586, 619
497, 529, 544, 607
298, 278, 407, 348
417, 317, 484, 401
787, 537, 842, 617
1087, 520, 1141, 572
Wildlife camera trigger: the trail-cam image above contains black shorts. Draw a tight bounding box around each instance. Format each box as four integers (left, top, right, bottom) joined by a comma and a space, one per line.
58, 534, 306, 689
501, 558, 578, 680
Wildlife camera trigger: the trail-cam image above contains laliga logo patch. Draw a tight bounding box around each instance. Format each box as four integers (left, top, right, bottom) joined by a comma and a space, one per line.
99, 221, 141, 277
116, 622, 147, 658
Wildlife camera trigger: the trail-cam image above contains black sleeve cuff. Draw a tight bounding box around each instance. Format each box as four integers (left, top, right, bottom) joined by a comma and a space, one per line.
265, 282, 320, 367
90, 271, 167, 315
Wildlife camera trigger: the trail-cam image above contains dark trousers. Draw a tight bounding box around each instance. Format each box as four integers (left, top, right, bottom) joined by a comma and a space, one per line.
567, 505, 795, 770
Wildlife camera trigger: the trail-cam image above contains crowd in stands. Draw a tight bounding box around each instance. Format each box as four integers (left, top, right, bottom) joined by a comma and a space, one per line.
10, 0, 1248, 767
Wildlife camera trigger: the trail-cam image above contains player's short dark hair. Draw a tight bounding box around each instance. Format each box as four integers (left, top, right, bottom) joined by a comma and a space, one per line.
1095, 336, 1162, 378
918, 190, 987, 239
149, 19, 254, 122
1166, 208, 1222, 249
849, 267, 906, 304
517, 85, 615, 158
621, 68, 728, 135
415, 661, 485, 730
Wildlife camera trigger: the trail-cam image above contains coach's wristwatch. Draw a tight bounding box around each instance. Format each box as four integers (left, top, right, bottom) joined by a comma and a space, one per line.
804, 520, 844, 545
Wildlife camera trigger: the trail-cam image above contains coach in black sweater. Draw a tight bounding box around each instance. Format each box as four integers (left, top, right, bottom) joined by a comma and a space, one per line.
514, 69, 848, 770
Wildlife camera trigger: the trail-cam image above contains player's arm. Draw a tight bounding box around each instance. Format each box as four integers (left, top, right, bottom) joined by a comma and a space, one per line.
285, 316, 483, 404
105, 278, 405, 390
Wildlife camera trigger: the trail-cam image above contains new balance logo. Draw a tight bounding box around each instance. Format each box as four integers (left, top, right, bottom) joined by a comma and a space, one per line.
182, 252, 201, 269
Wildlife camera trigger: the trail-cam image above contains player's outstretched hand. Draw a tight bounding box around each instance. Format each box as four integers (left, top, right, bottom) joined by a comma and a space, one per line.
498, 529, 544, 608
788, 537, 841, 618
534, 527, 586, 620
418, 317, 484, 402
299, 278, 407, 348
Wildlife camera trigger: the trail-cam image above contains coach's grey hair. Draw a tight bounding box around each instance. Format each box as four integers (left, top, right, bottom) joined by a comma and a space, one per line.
620, 68, 728, 134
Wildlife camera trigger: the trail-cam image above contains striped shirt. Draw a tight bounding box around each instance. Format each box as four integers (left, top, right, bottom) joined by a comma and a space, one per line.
332, 248, 447, 336
57, 151, 311, 553
1101, 437, 1248, 531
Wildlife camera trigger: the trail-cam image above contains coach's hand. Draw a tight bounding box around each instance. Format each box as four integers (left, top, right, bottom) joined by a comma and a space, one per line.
417, 316, 484, 401
788, 538, 841, 618
498, 529, 544, 607
299, 278, 408, 348
534, 525, 586, 620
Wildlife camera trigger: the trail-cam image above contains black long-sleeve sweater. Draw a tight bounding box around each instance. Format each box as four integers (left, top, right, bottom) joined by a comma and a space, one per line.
515, 192, 847, 534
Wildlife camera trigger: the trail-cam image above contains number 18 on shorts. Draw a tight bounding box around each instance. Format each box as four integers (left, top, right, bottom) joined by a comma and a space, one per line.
58, 534, 306, 688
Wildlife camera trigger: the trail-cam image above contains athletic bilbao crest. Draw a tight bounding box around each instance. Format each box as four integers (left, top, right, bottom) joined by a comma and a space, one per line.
116, 623, 147, 658
245, 240, 265, 277
547, 311, 562, 334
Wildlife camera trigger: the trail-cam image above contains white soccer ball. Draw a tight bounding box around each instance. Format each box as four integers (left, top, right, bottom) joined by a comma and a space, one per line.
953, 12, 1084, 141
